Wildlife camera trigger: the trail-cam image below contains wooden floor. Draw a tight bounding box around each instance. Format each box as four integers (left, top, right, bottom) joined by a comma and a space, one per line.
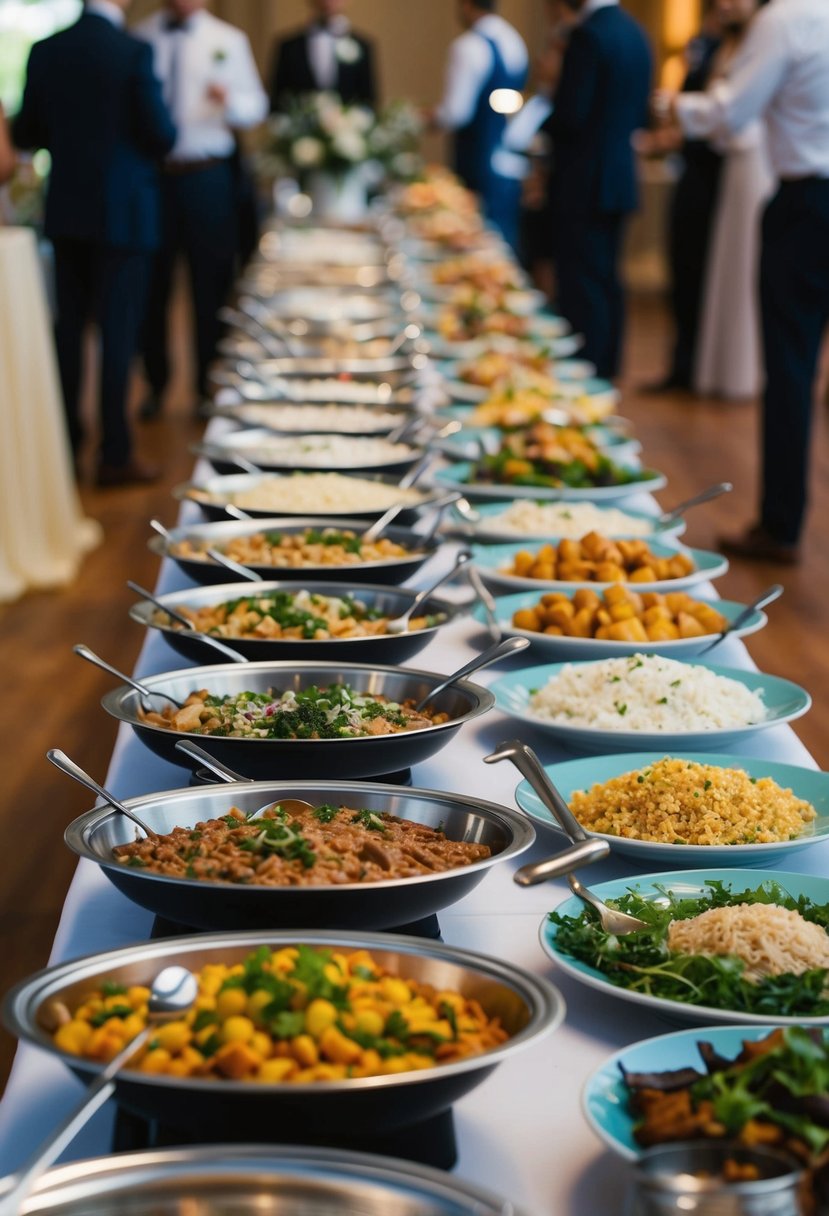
2, 294, 828, 1094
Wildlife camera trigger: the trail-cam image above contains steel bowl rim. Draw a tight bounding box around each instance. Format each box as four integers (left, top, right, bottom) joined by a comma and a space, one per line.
192, 437, 428, 475
172, 474, 446, 515
147, 516, 442, 574
3, 928, 565, 1096
100, 659, 496, 747
128, 581, 466, 653
64, 778, 536, 895
0, 1143, 522, 1213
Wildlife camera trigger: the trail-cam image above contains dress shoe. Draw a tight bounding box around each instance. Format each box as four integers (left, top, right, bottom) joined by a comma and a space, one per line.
719, 524, 801, 565
139, 394, 163, 422
96, 456, 161, 488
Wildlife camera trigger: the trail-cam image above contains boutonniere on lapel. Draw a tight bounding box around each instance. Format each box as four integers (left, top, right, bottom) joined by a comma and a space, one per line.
336, 36, 362, 64
212, 48, 228, 65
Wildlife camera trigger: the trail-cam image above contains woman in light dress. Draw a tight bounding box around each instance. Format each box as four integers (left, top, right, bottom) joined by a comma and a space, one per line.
694, 0, 774, 399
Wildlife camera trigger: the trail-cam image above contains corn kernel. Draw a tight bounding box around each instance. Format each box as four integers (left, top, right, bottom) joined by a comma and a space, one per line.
221, 1015, 255, 1044
216, 988, 247, 1019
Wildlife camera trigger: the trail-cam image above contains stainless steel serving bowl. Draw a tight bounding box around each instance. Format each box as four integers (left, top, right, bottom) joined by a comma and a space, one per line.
148, 516, 442, 587
64, 779, 535, 930
208, 400, 419, 434
225, 354, 422, 385
129, 581, 464, 664
174, 473, 447, 524
3, 930, 564, 1138
193, 435, 427, 478
0, 1145, 522, 1214
99, 660, 495, 779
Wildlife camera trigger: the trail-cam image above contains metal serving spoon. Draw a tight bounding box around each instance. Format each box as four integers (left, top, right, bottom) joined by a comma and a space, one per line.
386, 550, 471, 634
150, 518, 259, 584
1, 965, 198, 1216
126, 581, 249, 665
173, 741, 314, 818
658, 481, 733, 528
414, 635, 529, 713
466, 563, 502, 644
47, 748, 157, 839
361, 500, 408, 544
484, 738, 611, 885
698, 583, 783, 656
566, 874, 652, 935
74, 644, 185, 710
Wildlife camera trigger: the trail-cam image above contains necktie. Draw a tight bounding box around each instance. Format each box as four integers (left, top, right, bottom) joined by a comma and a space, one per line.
165, 22, 187, 118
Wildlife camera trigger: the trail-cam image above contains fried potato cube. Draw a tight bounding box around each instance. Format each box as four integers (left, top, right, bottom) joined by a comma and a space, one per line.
512, 608, 542, 632
688, 603, 728, 632
606, 618, 649, 642
558, 539, 582, 563
578, 531, 606, 559
530, 561, 555, 581
572, 588, 602, 611
596, 608, 612, 626
556, 561, 595, 582
609, 602, 636, 623
543, 624, 564, 635
668, 553, 695, 576
544, 602, 577, 630
595, 562, 626, 583
676, 612, 707, 638
642, 604, 672, 626
540, 592, 569, 606
646, 620, 681, 641
568, 607, 599, 637
603, 584, 631, 606
628, 565, 657, 584
665, 592, 694, 614
511, 550, 536, 577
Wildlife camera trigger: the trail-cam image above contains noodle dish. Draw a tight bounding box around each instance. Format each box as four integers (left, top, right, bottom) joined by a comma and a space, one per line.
542, 868, 829, 1025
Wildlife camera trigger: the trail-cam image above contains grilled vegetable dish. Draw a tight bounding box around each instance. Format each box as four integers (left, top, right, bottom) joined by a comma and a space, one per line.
171, 528, 419, 571
46, 943, 510, 1081
469, 423, 646, 490
114, 802, 491, 885
139, 684, 450, 739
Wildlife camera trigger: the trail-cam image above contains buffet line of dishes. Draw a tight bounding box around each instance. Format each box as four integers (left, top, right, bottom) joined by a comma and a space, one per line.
2, 170, 827, 1214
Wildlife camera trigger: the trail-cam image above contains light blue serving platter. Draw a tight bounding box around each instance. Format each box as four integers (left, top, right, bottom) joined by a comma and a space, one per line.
444, 499, 686, 543
542, 867, 829, 1026
582, 1023, 800, 1159
469, 540, 727, 595
430, 462, 667, 503
474, 595, 764, 661
515, 751, 829, 866
489, 658, 811, 752
438, 425, 641, 468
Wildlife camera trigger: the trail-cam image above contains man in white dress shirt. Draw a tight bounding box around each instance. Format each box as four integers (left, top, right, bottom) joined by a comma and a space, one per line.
432, 0, 529, 249
136, 0, 267, 418
671, 0, 829, 562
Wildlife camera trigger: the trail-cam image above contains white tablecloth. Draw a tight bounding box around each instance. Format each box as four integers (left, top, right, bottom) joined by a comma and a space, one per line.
0, 458, 821, 1214
0, 227, 101, 602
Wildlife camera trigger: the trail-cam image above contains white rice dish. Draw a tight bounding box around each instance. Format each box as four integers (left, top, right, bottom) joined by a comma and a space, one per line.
232, 405, 402, 433
528, 654, 767, 732
481, 501, 654, 538
228, 473, 424, 514
224, 434, 416, 469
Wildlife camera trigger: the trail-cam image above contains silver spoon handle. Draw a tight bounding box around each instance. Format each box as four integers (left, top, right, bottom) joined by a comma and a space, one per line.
149, 518, 172, 541
399, 450, 436, 490
466, 564, 501, 642
699, 583, 783, 655
417, 636, 529, 710
421, 492, 463, 547
659, 481, 733, 526
224, 503, 253, 521
127, 582, 249, 665
74, 644, 161, 704
229, 453, 263, 477
408, 550, 471, 619
513, 838, 610, 887
46, 749, 155, 839
484, 738, 590, 842
0, 1026, 152, 1216
175, 740, 251, 783
361, 501, 406, 544
206, 547, 263, 583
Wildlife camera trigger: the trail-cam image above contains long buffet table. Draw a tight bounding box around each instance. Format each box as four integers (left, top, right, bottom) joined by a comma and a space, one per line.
0, 446, 822, 1212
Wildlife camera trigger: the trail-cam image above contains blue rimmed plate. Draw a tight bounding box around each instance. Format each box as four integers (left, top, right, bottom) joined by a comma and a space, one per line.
474, 595, 764, 661
489, 658, 811, 752
469, 540, 727, 595
582, 1023, 789, 1159
443, 499, 686, 543
542, 868, 829, 1026
430, 462, 667, 503
515, 751, 829, 866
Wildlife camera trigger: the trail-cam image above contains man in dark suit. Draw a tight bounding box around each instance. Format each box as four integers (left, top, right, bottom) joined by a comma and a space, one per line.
269, 0, 377, 111
545, 0, 652, 380
13, 0, 176, 487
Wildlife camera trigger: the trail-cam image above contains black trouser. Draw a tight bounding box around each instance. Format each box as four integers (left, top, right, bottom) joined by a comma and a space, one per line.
759, 179, 829, 544
554, 212, 625, 380
53, 238, 148, 465
667, 148, 722, 386
143, 159, 237, 401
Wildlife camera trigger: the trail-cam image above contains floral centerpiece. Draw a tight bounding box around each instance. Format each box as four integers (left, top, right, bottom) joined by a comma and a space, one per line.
259, 94, 424, 219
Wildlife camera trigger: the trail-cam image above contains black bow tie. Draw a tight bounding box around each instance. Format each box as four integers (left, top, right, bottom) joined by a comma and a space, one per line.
164, 15, 190, 32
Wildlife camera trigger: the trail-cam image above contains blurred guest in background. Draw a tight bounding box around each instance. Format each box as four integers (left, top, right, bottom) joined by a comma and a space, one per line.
137, 0, 267, 420
269, 0, 377, 111
545, 0, 651, 381
432, 0, 529, 250
643, 5, 723, 392
693, 0, 773, 399
0, 104, 15, 185
670, 0, 829, 562
13, 0, 175, 486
